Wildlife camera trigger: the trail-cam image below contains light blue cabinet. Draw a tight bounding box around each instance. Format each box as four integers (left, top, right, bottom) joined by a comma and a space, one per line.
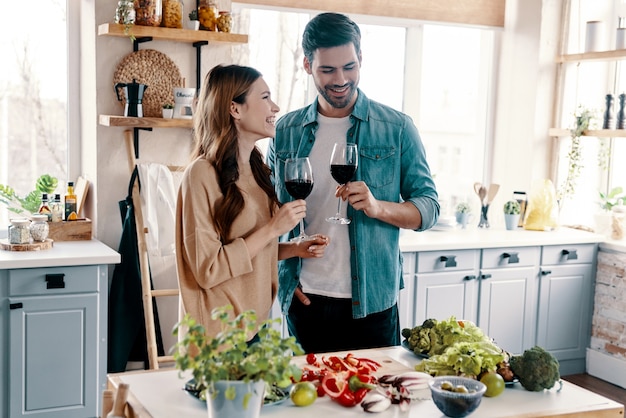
1, 264, 109, 418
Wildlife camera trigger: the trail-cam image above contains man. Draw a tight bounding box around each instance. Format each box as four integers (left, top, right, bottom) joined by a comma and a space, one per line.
267, 12, 439, 353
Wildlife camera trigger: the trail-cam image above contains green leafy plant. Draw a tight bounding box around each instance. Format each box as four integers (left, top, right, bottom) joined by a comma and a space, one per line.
189, 9, 198, 20
503, 200, 521, 215
173, 305, 304, 405
557, 107, 595, 204
163, 103, 174, 109
0, 174, 58, 215
598, 186, 626, 212
455, 202, 472, 214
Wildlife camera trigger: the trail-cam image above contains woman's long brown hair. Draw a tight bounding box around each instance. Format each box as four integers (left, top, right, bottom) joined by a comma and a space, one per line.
191, 64, 279, 242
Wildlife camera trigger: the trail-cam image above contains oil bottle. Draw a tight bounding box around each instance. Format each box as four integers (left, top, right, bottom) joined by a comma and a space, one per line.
64, 182, 78, 221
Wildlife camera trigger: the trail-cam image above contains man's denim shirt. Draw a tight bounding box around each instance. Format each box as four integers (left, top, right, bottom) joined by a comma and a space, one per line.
267, 90, 440, 319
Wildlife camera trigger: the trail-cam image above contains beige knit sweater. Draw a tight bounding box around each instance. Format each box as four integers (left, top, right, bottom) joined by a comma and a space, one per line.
175, 157, 278, 337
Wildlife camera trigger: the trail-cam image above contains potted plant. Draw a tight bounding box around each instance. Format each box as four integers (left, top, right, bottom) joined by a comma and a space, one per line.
173, 305, 304, 418
187, 9, 200, 30
162, 103, 174, 118
594, 186, 626, 237
0, 174, 58, 216
503, 200, 521, 230
455, 202, 472, 229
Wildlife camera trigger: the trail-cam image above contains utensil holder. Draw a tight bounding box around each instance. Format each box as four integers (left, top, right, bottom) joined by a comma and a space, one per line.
478, 204, 490, 228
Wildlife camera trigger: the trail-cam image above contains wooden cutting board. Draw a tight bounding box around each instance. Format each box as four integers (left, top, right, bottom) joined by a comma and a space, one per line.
0, 238, 53, 251
291, 348, 414, 377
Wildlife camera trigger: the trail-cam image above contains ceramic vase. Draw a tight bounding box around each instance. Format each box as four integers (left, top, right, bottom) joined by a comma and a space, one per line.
456, 212, 469, 229
504, 214, 520, 230
162, 108, 174, 118
207, 380, 265, 418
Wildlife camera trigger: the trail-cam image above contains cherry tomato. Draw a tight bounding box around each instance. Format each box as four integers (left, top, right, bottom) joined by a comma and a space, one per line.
306, 353, 318, 365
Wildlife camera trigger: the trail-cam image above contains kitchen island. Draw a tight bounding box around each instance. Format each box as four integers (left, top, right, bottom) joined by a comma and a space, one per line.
107, 346, 624, 417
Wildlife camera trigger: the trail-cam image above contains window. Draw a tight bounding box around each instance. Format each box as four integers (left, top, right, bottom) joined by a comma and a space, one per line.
233, 6, 498, 218
0, 0, 73, 227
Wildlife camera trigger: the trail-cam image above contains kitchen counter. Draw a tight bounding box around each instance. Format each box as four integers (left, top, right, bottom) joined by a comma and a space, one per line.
107, 347, 624, 418
400, 226, 605, 252
0, 239, 120, 269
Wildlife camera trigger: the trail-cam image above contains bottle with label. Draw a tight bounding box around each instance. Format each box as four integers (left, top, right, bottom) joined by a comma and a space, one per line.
64, 182, 78, 221
51, 194, 63, 222
38, 193, 52, 221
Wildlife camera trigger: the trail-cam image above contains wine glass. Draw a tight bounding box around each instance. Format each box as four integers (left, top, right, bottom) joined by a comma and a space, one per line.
326, 143, 358, 225
284, 157, 314, 242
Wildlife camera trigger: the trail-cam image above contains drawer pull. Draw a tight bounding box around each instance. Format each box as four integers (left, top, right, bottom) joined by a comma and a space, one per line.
45, 273, 65, 289
439, 255, 457, 268
561, 249, 578, 260
463, 275, 477, 281
502, 252, 519, 264
541, 270, 552, 276
481, 273, 492, 280
9, 302, 23, 310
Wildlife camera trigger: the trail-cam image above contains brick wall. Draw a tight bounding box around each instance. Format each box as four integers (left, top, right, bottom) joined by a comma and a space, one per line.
591, 250, 626, 359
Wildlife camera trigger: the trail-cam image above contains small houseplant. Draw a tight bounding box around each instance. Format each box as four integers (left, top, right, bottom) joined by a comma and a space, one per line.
503, 200, 521, 230
455, 202, 472, 228
187, 9, 200, 30
162, 103, 174, 118
0, 174, 58, 216
173, 305, 304, 417
599, 186, 626, 212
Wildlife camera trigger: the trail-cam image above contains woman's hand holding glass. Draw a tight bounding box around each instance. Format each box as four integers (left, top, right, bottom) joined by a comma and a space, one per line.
284, 157, 316, 242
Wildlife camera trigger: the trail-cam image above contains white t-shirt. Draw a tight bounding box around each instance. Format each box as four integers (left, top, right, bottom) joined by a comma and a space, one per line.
300, 114, 352, 298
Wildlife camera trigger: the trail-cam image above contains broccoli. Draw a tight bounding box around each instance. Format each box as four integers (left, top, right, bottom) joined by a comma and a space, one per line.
509, 346, 562, 392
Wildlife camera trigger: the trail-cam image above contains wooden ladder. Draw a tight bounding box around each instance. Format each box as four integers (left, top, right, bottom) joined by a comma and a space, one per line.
124, 129, 181, 369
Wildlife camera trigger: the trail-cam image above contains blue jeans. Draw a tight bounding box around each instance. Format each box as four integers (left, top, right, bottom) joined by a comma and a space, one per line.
287, 293, 400, 354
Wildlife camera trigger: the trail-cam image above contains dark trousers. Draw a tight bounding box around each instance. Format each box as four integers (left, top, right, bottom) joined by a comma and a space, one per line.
287, 293, 400, 354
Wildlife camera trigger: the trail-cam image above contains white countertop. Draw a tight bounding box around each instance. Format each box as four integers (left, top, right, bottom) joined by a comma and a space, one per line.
109, 347, 623, 418
0, 239, 120, 269
400, 226, 607, 252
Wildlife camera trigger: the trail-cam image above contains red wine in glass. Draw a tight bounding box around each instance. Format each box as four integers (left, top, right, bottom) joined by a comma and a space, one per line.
327, 143, 358, 224
284, 157, 315, 241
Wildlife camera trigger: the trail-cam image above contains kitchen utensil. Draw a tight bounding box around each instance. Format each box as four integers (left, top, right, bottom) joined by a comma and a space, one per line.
487, 183, 500, 203
114, 79, 148, 117
473, 182, 482, 196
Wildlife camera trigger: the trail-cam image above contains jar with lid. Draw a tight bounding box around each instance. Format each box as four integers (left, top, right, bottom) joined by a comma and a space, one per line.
611, 204, 626, 240
162, 0, 183, 28
8, 219, 31, 245
29, 215, 49, 242
134, 0, 162, 26
198, 0, 218, 31
217, 11, 232, 33
115, 0, 136, 25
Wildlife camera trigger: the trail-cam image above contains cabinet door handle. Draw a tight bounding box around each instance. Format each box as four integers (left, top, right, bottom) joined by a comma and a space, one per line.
45, 273, 65, 289
9, 302, 23, 310
561, 249, 578, 260
480, 273, 492, 280
502, 252, 519, 264
463, 275, 477, 281
439, 255, 457, 268
541, 270, 552, 276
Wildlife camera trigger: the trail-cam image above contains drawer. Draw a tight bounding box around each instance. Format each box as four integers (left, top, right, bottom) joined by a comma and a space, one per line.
541, 243, 596, 265
8, 266, 99, 296
481, 246, 540, 269
417, 250, 479, 273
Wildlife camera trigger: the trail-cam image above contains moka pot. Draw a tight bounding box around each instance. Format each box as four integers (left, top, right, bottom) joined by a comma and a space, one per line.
114, 79, 148, 117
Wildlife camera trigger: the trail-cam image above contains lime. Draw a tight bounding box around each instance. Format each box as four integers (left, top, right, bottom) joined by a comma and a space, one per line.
480, 372, 505, 397
290, 381, 318, 407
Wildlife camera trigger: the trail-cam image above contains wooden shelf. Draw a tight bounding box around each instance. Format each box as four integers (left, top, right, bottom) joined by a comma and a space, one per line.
98, 23, 248, 44
556, 49, 626, 63
99, 115, 192, 129
549, 128, 626, 137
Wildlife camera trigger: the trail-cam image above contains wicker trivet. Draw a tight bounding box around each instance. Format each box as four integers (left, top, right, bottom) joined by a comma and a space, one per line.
113, 49, 183, 117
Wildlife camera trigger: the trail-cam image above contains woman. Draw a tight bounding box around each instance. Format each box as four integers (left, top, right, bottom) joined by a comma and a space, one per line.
175, 64, 329, 338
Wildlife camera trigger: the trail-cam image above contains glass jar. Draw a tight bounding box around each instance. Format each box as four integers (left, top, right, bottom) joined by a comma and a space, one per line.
198, 0, 218, 31
30, 215, 49, 242
115, 0, 136, 25
8, 219, 31, 245
217, 11, 232, 33
611, 204, 626, 240
134, 0, 162, 26
162, 0, 183, 29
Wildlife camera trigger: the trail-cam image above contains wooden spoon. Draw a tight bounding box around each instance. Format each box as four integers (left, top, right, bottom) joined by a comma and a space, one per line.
487, 184, 500, 203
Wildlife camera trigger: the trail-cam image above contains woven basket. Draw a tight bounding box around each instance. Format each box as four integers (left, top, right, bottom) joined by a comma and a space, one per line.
113, 49, 183, 117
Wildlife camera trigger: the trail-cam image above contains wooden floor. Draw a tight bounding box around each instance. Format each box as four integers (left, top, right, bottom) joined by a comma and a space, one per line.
563, 373, 626, 404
